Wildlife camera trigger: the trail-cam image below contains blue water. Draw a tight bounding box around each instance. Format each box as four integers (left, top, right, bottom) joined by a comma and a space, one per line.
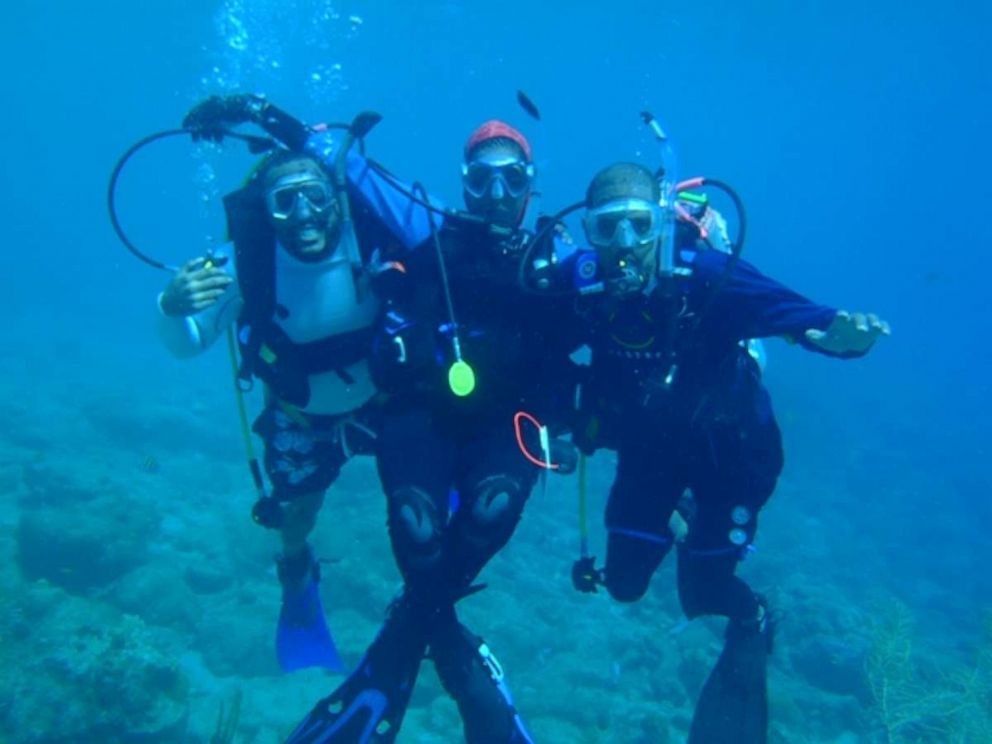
2, 1, 990, 742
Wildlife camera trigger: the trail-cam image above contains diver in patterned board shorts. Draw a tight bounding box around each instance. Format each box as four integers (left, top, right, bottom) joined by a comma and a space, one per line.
284, 121, 581, 744
568, 162, 889, 743
156, 94, 435, 674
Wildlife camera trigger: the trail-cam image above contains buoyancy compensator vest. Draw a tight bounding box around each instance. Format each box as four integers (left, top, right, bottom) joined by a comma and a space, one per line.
223, 185, 373, 408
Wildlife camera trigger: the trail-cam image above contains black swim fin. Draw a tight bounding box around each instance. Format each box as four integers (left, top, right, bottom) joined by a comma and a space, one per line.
285, 593, 431, 744
687, 615, 771, 744
430, 608, 536, 744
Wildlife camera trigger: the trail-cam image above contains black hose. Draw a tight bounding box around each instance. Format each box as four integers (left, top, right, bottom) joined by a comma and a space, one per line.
411, 182, 460, 339
365, 158, 458, 221
107, 128, 192, 272
698, 177, 747, 257
108, 123, 356, 273
516, 200, 588, 295
365, 158, 579, 299
109, 127, 282, 271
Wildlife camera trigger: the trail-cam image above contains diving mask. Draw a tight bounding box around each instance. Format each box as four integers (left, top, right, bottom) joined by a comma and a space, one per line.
462, 156, 534, 198
265, 174, 336, 221
583, 198, 664, 249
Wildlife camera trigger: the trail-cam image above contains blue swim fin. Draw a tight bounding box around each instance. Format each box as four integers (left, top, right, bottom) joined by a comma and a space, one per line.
276, 547, 345, 674
278, 576, 345, 673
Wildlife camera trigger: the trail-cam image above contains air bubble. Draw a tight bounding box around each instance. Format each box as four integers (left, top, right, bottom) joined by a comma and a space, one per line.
197, 1, 357, 110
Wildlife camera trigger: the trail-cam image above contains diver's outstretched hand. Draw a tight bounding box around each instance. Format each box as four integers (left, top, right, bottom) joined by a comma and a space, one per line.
805, 310, 891, 355
159, 257, 233, 317
182, 94, 266, 142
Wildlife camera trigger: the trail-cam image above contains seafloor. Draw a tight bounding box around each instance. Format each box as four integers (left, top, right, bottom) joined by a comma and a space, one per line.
1, 323, 988, 744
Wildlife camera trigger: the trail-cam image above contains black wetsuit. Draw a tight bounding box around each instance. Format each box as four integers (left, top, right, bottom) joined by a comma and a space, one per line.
575, 246, 858, 621
367, 217, 579, 743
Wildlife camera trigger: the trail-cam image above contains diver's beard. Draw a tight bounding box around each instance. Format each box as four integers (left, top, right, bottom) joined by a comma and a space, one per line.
486, 204, 521, 228
465, 192, 526, 229
286, 226, 328, 261
283, 216, 342, 263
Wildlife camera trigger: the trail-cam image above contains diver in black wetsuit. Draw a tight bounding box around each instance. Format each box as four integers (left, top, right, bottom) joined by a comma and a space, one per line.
568, 162, 890, 743
286, 121, 579, 744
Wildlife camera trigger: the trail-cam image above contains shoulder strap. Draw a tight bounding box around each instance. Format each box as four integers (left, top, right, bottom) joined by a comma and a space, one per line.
224, 186, 276, 324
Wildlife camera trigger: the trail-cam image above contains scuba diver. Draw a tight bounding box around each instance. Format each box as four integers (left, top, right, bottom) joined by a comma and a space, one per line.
284, 120, 580, 744
566, 162, 889, 743
677, 193, 767, 371
155, 94, 435, 674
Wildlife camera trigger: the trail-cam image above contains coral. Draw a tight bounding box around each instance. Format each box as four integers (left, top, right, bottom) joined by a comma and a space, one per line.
193, 598, 277, 678
14, 458, 160, 596
0, 581, 190, 744
864, 600, 992, 743
209, 690, 242, 744
111, 562, 205, 635
940, 610, 992, 742
16, 501, 155, 593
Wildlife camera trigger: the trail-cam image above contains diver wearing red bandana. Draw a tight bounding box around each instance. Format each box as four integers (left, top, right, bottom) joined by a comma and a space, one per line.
287, 120, 579, 744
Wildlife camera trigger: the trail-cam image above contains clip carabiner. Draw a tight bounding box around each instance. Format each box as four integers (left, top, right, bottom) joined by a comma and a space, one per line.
513, 411, 558, 470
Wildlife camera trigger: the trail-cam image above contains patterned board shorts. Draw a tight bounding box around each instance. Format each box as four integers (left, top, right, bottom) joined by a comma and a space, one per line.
252, 400, 380, 501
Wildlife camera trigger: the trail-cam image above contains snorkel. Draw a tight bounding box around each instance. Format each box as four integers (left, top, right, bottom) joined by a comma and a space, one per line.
642, 111, 679, 283
642, 111, 682, 388
333, 111, 382, 273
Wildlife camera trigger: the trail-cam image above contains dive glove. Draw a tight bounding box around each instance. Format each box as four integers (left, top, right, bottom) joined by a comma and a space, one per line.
182, 94, 268, 142
548, 438, 579, 475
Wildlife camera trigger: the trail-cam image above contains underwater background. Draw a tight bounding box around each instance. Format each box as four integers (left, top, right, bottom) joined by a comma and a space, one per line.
1, 0, 990, 741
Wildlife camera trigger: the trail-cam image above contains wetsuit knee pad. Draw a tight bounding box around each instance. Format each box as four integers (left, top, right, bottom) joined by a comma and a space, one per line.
464, 475, 526, 545
388, 486, 443, 572
604, 569, 652, 603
